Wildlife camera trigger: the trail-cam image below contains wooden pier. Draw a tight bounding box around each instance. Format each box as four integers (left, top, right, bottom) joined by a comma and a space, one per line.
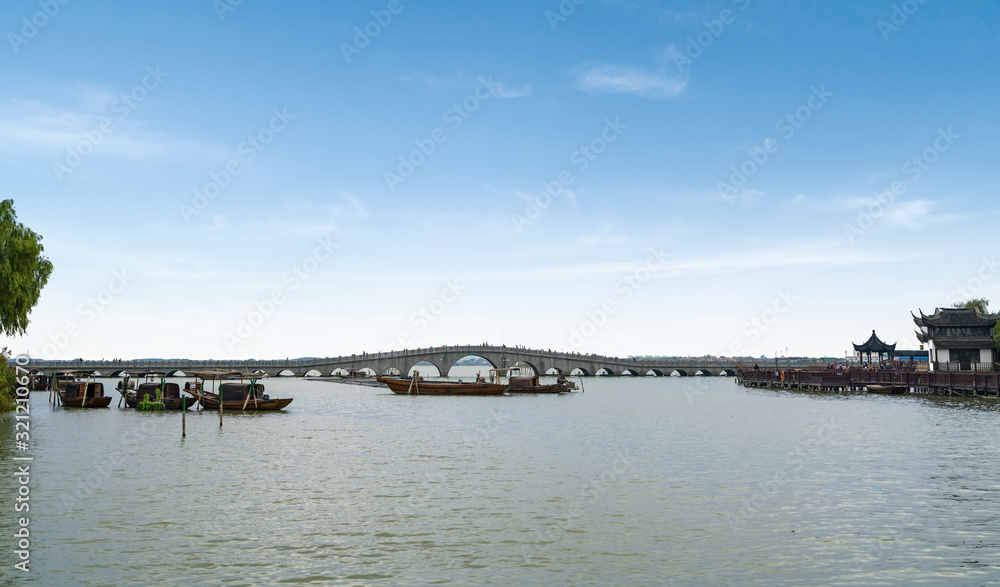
737, 368, 1000, 397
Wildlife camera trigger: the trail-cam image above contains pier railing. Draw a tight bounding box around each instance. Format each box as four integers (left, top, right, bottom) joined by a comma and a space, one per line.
738, 368, 1000, 396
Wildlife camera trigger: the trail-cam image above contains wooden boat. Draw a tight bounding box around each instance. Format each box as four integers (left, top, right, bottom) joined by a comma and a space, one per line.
118, 372, 192, 410
505, 374, 578, 394
377, 372, 509, 395
29, 371, 48, 391
183, 370, 291, 411
49, 370, 78, 391
58, 378, 112, 408
867, 384, 908, 395
334, 368, 376, 380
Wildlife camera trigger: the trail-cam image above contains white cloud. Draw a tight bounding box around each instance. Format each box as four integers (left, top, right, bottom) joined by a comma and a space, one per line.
399, 73, 532, 98
574, 63, 686, 99
0, 93, 224, 163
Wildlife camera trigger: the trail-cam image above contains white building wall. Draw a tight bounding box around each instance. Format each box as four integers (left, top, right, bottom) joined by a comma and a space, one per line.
937, 349, 950, 363
981, 348, 994, 364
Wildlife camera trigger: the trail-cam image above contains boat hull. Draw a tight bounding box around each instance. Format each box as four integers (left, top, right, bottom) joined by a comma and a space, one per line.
377, 376, 508, 395
188, 392, 292, 411
867, 384, 908, 395
507, 383, 577, 394
124, 394, 193, 410
58, 394, 112, 408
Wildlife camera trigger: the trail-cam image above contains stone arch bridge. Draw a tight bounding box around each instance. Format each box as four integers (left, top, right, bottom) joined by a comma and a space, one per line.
25, 345, 743, 379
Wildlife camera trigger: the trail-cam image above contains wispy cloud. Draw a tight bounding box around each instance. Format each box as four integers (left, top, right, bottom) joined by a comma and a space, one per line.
399, 73, 532, 98
574, 63, 686, 99
0, 94, 223, 162
716, 187, 764, 205
885, 199, 959, 228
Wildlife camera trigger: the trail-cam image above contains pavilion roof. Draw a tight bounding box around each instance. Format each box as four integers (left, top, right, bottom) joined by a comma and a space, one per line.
853, 330, 897, 353
912, 307, 998, 328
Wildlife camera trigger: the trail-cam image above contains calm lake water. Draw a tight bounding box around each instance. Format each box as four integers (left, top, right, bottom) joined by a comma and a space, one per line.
4, 376, 1000, 585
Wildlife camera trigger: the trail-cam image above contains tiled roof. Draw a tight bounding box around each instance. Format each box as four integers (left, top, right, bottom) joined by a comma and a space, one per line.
912, 308, 998, 327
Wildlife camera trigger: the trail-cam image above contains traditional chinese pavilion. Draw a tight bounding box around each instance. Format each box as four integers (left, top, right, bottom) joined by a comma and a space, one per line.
852, 330, 896, 365
913, 307, 998, 371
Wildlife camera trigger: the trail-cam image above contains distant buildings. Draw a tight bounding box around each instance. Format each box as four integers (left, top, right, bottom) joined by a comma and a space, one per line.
913, 307, 998, 371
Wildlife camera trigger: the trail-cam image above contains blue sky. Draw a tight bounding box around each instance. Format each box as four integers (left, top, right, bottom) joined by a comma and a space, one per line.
2, 0, 998, 360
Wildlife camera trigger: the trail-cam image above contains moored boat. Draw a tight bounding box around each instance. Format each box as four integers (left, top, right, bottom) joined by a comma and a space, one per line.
505, 373, 579, 394
49, 370, 78, 391
867, 384, 908, 395
29, 371, 48, 391
183, 370, 291, 411
377, 372, 509, 395
58, 375, 112, 408
118, 372, 192, 410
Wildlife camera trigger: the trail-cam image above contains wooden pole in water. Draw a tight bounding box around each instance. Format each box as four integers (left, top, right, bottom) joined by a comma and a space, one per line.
182, 396, 187, 438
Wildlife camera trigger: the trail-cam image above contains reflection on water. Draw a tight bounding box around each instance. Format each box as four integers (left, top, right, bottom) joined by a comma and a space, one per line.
4, 377, 1000, 585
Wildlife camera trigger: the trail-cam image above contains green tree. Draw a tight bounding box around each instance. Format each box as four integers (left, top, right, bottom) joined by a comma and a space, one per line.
1, 200, 52, 411
0, 199, 53, 336
0, 347, 17, 411
953, 298, 990, 314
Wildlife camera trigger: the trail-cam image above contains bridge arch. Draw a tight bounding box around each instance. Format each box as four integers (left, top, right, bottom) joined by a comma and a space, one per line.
304, 369, 322, 377
110, 370, 128, 377
510, 361, 538, 377
331, 368, 350, 376
570, 367, 590, 376
596, 368, 616, 377
277, 370, 296, 377
694, 369, 711, 377
448, 355, 496, 378
719, 369, 736, 376
646, 369, 663, 377
670, 369, 688, 377
545, 367, 563, 375
408, 360, 442, 377
167, 370, 187, 377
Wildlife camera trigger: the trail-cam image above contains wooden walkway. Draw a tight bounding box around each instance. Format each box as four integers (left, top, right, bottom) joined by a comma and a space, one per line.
737, 368, 1000, 397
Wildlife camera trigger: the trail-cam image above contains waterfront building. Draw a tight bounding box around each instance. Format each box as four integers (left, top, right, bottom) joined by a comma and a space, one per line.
913, 307, 998, 371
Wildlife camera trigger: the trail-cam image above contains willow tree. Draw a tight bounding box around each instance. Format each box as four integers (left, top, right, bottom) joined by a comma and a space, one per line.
0, 200, 52, 410
0, 199, 53, 336
953, 298, 990, 314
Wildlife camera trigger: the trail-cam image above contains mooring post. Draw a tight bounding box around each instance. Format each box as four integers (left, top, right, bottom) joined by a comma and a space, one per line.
182, 396, 186, 438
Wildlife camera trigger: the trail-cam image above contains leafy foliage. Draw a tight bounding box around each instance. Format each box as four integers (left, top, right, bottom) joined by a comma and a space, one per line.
952, 298, 990, 314
0, 348, 17, 411
0, 199, 53, 336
